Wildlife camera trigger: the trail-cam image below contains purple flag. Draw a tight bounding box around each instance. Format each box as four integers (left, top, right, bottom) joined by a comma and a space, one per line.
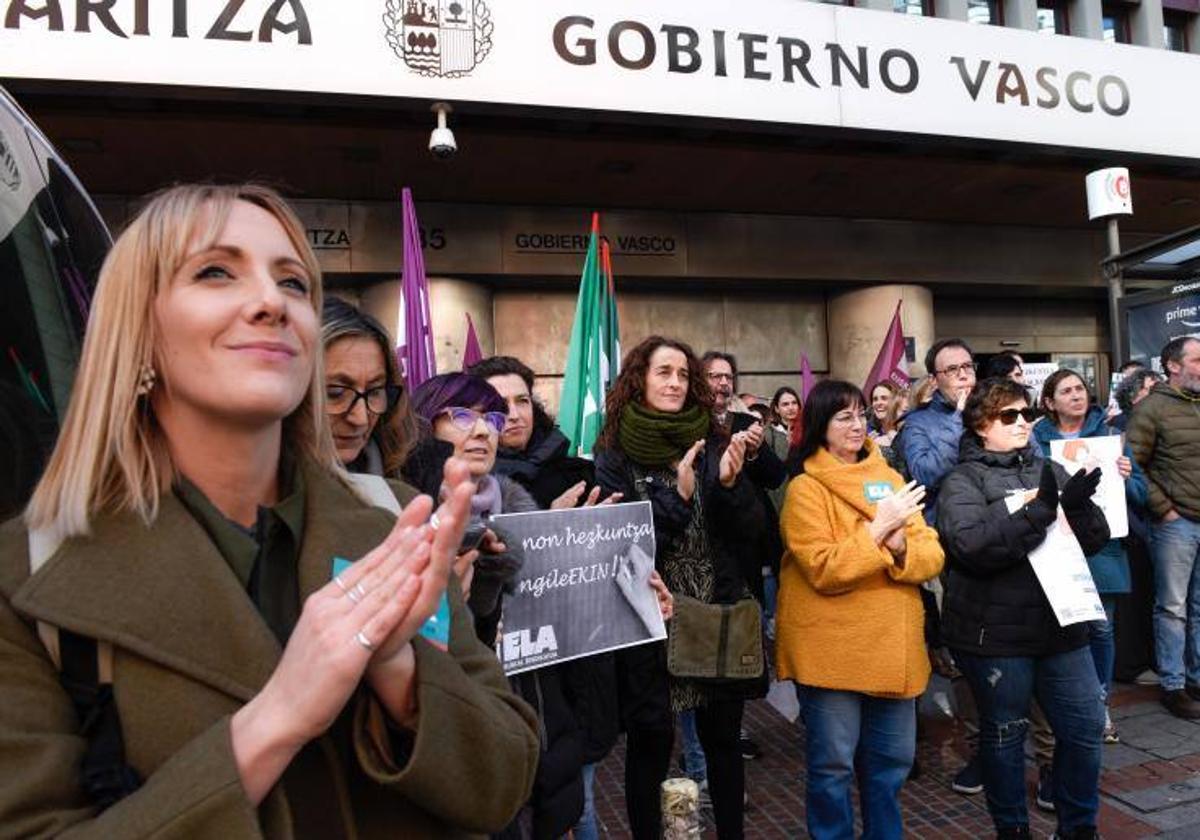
800, 353, 816, 401
863, 301, 911, 396
462, 313, 484, 369
397, 187, 437, 388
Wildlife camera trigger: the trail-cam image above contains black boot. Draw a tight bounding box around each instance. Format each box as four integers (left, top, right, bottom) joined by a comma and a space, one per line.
996, 826, 1031, 840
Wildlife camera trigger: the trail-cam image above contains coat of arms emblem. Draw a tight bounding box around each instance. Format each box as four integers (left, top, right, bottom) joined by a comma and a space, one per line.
384, 0, 494, 78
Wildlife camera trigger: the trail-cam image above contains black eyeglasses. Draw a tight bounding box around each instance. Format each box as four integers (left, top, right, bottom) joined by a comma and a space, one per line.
996, 407, 1037, 425
936, 362, 978, 378
439, 406, 507, 435
326, 384, 400, 416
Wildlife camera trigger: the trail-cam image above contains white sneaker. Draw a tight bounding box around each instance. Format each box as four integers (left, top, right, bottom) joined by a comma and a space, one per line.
1135, 669, 1160, 686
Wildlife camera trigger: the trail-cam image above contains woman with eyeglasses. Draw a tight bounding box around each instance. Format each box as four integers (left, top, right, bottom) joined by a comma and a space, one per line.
405, 373, 537, 646
939, 377, 1111, 840
407, 373, 636, 840
777, 380, 943, 840
321, 298, 418, 475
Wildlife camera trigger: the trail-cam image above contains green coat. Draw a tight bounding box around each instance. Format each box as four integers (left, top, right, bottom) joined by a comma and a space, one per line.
0, 460, 538, 839
1127, 383, 1200, 522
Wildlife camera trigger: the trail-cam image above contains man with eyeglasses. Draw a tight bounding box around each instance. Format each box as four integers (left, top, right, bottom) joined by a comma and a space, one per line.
699, 351, 786, 768
900, 338, 977, 528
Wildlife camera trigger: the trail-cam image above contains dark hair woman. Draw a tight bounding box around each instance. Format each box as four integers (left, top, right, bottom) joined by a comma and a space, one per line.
594, 335, 763, 840
939, 377, 1111, 840
321, 297, 418, 475
770, 386, 802, 437
777, 381, 944, 839
1034, 368, 1147, 743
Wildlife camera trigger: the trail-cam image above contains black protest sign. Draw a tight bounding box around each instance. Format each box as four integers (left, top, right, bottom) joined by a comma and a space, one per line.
490, 500, 665, 675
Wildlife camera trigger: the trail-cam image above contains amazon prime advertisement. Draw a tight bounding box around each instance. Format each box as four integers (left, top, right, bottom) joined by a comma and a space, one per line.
1123, 281, 1200, 371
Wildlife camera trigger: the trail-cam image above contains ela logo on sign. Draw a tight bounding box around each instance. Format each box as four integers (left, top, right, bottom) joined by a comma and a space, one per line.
864, 482, 893, 503
502, 625, 559, 662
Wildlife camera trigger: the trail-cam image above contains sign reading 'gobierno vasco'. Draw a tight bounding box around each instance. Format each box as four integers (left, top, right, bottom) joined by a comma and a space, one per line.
2, 0, 1197, 159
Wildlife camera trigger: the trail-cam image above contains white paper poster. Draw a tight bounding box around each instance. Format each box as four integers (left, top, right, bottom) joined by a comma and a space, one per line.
1022, 363, 1061, 397
1049, 436, 1128, 539
1006, 492, 1106, 627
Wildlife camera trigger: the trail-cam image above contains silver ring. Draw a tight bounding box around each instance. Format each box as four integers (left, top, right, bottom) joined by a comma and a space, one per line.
333, 575, 349, 593
354, 630, 375, 652
429, 512, 441, 531
347, 582, 366, 604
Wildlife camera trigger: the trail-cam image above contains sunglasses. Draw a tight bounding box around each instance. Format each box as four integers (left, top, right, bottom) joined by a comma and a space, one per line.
439, 406, 507, 435
996, 407, 1037, 425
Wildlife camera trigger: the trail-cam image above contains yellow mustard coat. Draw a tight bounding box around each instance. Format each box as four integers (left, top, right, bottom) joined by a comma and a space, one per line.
775, 441, 944, 699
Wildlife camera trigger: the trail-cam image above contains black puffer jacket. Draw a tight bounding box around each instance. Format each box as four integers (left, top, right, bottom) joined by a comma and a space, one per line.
495, 427, 595, 510
939, 435, 1110, 658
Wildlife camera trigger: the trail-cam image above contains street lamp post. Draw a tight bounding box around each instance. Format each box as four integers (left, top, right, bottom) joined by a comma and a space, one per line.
1086, 167, 1134, 369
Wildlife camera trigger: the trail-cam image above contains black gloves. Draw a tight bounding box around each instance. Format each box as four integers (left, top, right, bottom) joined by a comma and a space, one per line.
1061, 467, 1103, 511
1035, 462, 1059, 511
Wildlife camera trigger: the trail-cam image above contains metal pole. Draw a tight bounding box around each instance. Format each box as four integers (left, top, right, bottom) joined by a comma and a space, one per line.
1105, 217, 1125, 368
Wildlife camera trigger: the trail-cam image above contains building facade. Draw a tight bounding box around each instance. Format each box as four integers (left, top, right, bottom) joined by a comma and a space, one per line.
3, 0, 1199, 405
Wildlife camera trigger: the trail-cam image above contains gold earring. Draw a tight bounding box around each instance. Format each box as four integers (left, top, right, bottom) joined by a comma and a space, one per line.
136, 363, 157, 397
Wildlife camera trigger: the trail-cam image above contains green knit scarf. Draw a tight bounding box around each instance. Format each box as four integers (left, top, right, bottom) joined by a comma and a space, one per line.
617, 402, 711, 469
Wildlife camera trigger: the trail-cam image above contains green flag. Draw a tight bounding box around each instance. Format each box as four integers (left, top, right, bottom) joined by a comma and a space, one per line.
560, 213, 620, 458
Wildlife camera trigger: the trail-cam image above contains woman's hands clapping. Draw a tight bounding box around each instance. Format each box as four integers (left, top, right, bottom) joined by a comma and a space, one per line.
550, 481, 624, 510
231, 458, 474, 805
868, 480, 926, 548
675, 440, 706, 501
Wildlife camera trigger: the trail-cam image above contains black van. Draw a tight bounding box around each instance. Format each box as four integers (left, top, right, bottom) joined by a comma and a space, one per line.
0, 86, 110, 520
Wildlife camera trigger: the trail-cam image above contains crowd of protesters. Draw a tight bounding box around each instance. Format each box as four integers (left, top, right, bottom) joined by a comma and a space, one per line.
2, 183, 1199, 840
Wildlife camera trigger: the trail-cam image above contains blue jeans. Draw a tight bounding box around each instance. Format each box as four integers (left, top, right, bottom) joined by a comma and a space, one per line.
799, 686, 915, 840
956, 647, 1104, 834
1090, 596, 1118, 700
1151, 516, 1200, 691
573, 762, 599, 840
764, 571, 779, 625
678, 710, 707, 783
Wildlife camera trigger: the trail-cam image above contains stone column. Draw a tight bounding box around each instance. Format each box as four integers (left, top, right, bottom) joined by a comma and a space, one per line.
1129, 0, 1165, 47
1069, 0, 1104, 39
357, 277, 494, 375
826, 285, 936, 387
937, 0, 970, 22
1003, 0, 1040, 31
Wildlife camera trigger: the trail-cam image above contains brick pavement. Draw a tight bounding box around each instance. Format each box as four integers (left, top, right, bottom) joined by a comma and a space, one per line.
590, 682, 1200, 838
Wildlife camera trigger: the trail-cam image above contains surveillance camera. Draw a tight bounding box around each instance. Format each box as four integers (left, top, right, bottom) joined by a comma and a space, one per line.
429, 126, 457, 159
429, 102, 457, 160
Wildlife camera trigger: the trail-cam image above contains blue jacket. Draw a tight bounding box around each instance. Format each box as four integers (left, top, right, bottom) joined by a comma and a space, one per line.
1032, 406, 1149, 594
899, 390, 963, 525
